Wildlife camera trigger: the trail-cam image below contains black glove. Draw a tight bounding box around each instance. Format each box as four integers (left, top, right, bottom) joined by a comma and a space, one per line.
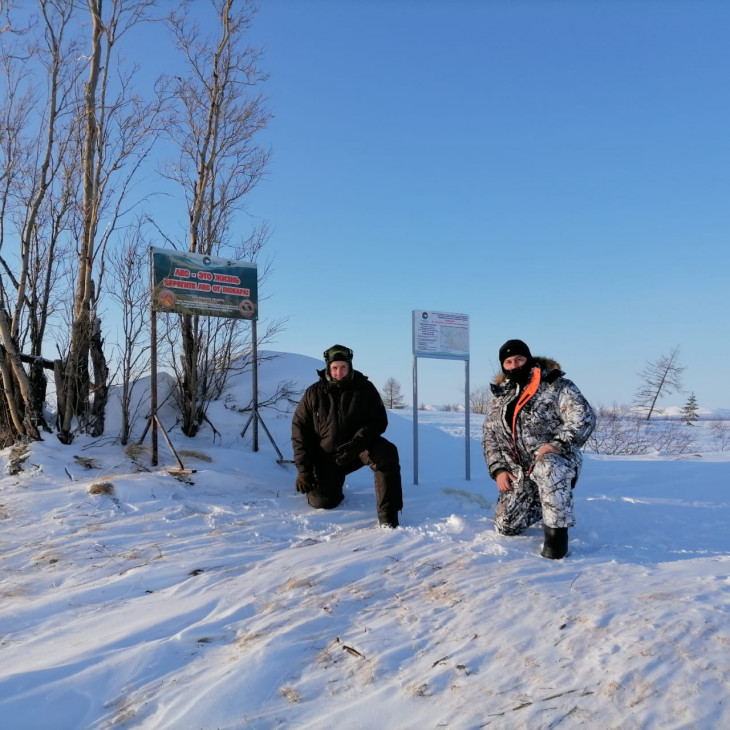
335, 441, 361, 466
295, 472, 315, 494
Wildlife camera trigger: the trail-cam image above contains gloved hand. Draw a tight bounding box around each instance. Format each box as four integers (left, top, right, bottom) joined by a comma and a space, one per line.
295, 472, 315, 494
335, 440, 361, 466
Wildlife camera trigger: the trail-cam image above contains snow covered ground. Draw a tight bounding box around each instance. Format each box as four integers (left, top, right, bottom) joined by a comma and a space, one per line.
0, 352, 728, 729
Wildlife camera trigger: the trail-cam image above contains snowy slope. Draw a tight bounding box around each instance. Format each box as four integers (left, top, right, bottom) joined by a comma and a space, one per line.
0, 352, 728, 730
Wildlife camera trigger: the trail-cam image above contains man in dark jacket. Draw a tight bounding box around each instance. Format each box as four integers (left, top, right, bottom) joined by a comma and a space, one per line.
482, 339, 595, 559
291, 344, 403, 528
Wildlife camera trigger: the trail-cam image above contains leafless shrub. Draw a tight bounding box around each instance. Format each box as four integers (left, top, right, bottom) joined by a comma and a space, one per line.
587, 404, 695, 456
709, 421, 730, 452
224, 378, 302, 415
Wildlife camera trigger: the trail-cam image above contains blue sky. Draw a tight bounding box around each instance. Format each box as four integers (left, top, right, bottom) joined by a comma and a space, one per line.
235, 1, 730, 410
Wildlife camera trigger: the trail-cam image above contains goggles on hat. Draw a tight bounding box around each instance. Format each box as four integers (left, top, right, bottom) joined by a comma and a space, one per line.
324, 346, 353, 362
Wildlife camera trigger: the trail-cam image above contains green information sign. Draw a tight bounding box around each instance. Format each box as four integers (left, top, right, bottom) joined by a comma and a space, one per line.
151, 247, 258, 320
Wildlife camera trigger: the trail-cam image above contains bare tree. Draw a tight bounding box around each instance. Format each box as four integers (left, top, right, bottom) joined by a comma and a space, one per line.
469, 383, 491, 414
58, 0, 165, 443
381, 377, 406, 409
158, 0, 272, 437
106, 220, 150, 445
633, 346, 685, 421
0, 0, 273, 446
0, 0, 82, 442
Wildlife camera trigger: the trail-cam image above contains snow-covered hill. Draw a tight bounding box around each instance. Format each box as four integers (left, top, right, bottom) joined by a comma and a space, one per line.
1, 352, 728, 729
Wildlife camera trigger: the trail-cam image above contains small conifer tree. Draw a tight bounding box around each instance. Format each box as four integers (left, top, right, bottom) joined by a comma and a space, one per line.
681, 393, 699, 425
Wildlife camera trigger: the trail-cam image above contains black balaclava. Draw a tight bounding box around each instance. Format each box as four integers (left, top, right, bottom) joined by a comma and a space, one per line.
498, 339, 535, 386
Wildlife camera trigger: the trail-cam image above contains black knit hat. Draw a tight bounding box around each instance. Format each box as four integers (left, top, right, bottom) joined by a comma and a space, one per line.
498, 339, 532, 365
323, 344, 353, 364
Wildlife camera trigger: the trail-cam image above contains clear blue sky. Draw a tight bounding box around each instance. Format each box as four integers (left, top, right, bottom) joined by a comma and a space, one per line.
238, 1, 730, 410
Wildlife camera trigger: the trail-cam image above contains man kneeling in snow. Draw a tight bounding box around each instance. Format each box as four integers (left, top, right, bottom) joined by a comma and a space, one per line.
291, 344, 403, 528
482, 339, 595, 558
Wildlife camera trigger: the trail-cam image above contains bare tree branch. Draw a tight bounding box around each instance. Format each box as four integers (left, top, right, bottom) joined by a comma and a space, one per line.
157, 0, 275, 437
633, 346, 685, 421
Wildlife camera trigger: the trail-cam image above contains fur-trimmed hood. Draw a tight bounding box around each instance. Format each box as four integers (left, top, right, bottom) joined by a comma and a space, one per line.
492, 356, 563, 386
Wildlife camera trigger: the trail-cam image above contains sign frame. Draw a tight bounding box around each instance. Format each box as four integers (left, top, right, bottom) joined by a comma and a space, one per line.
411, 310, 471, 484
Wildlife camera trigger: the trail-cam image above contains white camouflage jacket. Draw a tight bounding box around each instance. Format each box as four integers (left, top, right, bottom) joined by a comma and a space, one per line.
482, 357, 596, 481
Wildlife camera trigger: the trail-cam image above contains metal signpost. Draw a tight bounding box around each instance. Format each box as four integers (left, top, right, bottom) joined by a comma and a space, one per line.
412, 310, 471, 485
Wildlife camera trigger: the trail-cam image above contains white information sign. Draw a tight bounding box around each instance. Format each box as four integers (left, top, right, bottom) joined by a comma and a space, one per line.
411, 309, 471, 484
412, 310, 470, 360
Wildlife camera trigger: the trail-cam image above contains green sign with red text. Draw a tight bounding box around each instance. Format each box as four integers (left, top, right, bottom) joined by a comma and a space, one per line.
151, 248, 258, 320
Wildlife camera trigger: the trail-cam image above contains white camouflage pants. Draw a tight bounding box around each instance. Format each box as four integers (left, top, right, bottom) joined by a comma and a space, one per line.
493, 452, 578, 535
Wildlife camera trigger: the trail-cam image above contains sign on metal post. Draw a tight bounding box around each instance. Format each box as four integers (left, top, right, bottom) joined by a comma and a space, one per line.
145, 248, 287, 465
411, 310, 471, 485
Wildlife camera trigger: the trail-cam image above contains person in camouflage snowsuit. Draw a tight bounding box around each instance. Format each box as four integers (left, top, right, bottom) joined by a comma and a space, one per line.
482, 339, 595, 558
291, 344, 403, 528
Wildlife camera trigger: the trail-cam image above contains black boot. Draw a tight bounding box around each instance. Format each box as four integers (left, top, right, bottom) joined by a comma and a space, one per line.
378, 511, 399, 528
541, 526, 568, 559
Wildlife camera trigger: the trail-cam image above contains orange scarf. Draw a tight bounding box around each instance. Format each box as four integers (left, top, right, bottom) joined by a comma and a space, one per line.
511, 367, 541, 444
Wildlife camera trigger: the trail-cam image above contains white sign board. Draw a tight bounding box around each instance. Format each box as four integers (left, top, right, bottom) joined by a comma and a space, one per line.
412, 310, 470, 360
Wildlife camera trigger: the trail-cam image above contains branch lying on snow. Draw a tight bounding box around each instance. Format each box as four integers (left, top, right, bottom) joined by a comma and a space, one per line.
336, 637, 367, 660
484, 688, 595, 718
